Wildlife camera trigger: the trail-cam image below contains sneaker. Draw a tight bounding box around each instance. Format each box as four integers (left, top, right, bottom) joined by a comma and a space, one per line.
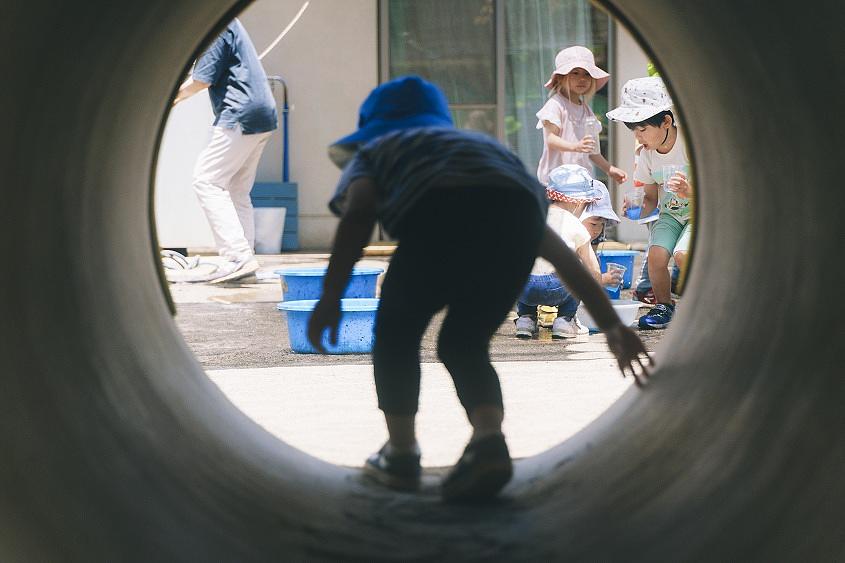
634, 288, 657, 305
208, 256, 260, 284
363, 443, 421, 491
638, 303, 675, 329
514, 315, 538, 339
551, 316, 588, 339
441, 433, 513, 502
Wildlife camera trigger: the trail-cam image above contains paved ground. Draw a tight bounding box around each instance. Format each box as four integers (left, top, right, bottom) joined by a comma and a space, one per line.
172, 252, 665, 467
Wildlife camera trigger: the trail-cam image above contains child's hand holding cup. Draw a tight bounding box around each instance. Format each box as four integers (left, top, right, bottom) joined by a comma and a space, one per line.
624, 186, 645, 219
603, 262, 626, 299
584, 117, 601, 154
661, 164, 690, 196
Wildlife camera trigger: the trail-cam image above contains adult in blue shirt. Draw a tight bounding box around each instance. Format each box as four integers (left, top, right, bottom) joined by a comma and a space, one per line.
174, 18, 278, 283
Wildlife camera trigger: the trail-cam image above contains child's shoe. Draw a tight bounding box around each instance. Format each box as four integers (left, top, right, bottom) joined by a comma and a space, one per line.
363, 443, 421, 491
551, 316, 588, 339
441, 433, 513, 502
514, 315, 538, 339
638, 303, 675, 329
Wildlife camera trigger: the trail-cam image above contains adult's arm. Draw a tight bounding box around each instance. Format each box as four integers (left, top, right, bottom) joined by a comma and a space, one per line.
173, 77, 211, 106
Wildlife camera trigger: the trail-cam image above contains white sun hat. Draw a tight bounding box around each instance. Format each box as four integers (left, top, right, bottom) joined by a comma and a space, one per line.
544, 46, 610, 91
580, 180, 620, 225
546, 164, 604, 203
606, 76, 674, 123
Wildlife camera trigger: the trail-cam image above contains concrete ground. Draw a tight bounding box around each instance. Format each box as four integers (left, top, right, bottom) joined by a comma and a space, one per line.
171, 252, 665, 468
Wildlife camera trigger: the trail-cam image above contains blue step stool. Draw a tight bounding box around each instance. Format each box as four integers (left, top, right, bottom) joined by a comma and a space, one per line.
251, 182, 299, 250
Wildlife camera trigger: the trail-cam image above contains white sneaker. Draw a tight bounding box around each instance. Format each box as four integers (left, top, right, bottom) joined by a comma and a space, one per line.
514, 315, 538, 339
208, 256, 260, 284
551, 316, 588, 339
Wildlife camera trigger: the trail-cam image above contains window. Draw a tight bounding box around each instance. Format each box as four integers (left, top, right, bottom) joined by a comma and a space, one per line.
381, 0, 611, 180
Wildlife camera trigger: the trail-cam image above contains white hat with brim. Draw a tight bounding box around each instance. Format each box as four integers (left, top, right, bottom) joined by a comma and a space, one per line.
580, 180, 620, 225
544, 46, 610, 91
606, 76, 674, 123
546, 164, 604, 204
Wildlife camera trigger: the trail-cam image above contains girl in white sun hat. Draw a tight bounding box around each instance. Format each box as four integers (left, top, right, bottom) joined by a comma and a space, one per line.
536, 46, 628, 189
606, 76, 692, 330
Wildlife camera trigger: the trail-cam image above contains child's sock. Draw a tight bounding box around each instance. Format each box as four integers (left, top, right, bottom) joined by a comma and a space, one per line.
384, 441, 420, 457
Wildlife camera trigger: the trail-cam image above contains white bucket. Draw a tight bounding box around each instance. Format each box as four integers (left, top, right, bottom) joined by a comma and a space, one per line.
253, 207, 287, 254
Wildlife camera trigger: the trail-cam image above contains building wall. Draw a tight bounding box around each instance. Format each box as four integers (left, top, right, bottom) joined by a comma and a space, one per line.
242, 0, 378, 249
610, 23, 650, 243
154, 1, 377, 251
156, 2, 650, 250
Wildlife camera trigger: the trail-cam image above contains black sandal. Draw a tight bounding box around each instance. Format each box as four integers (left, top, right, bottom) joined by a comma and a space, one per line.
363, 443, 421, 491
441, 433, 513, 502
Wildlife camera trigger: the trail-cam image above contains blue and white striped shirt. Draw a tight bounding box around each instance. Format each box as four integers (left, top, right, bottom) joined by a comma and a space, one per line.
330, 128, 548, 237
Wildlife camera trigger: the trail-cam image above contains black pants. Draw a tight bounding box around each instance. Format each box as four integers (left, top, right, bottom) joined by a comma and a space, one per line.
373, 186, 544, 416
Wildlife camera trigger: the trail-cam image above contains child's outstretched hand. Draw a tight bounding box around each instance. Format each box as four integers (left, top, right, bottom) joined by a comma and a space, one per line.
608, 166, 628, 184
604, 324, 652, 387
307, 297, 342, 353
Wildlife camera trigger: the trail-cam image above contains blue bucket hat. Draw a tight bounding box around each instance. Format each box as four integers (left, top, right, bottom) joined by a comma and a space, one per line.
329, 76, 453, 167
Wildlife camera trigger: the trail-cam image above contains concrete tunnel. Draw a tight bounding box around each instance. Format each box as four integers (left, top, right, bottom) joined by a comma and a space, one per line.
1, 0, 842, 560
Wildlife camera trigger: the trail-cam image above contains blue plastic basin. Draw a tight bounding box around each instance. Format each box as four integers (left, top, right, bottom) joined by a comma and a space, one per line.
274, 266, 383, 301
277, 298, 379, 354
596, 250, 641, 289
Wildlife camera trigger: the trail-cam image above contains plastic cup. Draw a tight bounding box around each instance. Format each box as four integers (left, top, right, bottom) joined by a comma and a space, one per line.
604, 262, 627, 292
625, 186, 645, 219
584, 117, 601, 154
662, 164, 689, 193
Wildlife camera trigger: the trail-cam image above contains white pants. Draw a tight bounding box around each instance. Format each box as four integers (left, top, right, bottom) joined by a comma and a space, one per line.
192, 126, 272, 261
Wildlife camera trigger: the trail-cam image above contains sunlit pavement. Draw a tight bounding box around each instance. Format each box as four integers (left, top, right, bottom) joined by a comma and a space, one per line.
172, 253, 661, 468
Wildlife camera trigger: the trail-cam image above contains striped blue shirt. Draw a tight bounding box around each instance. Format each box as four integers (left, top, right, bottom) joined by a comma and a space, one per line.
330, 128, 548, 237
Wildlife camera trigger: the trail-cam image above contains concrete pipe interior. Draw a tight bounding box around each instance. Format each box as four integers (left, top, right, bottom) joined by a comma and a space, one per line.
1, 0, 842, 560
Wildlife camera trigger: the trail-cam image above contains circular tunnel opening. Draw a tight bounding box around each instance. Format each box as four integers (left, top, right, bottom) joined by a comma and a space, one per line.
2, 0, 842, 560
159, 0, 680, 472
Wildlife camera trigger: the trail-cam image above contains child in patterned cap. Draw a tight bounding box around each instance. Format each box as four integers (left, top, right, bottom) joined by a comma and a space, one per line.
607, 77, 692, 329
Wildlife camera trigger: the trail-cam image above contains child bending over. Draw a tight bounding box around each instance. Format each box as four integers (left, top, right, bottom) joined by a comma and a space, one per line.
309, 76, 651, 502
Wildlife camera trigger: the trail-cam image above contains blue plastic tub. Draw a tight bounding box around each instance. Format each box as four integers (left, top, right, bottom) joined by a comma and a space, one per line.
277, 298, 379, 354
596, 250, 641, 289
274, 266, 383, 301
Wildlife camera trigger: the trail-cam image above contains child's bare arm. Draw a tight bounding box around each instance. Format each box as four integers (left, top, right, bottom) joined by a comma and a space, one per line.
308, 178, 378, 352
543, 122, 594, 153
641, 183, 660, 217
539, 226, 617, 329
575, 241, 602, 284
539, 226, 652, 384
588, 153, 628, 184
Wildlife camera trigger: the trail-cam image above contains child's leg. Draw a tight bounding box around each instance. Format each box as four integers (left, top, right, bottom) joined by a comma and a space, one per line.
635, 221, 657, 295
372, 241, 445, 451
647, 216, 684, 306
670, 222, 692, 293
556, 290, 579, 319
672, 222, 692, 273
438, 306, 506, 440
516, 301, 537, 319
647, 245, 672, 305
